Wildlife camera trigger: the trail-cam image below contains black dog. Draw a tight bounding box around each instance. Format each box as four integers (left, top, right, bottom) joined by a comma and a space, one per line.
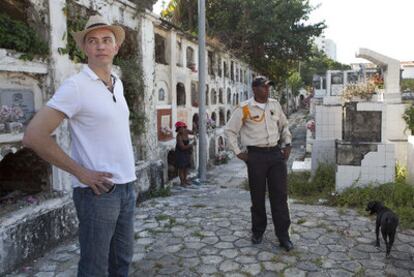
366, 201, 399, 257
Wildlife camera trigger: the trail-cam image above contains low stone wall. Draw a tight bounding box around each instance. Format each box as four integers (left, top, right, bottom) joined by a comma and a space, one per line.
136, 160, 164, 203
0, 160, 164, 275
0, 195, 77, 275
408, 136, 414, 185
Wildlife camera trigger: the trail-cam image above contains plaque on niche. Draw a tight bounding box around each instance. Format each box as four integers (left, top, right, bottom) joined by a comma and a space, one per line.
0, 89, 35, 123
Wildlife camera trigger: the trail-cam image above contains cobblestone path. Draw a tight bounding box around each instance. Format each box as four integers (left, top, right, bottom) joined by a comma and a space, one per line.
7, 110, 414, 277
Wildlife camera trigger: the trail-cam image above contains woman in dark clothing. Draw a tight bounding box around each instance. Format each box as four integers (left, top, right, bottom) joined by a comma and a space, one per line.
175, 121, 194, 186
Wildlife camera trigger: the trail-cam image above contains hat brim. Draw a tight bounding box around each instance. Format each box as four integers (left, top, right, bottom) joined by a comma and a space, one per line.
252, 80, 275, 87
72, 25, 125, 51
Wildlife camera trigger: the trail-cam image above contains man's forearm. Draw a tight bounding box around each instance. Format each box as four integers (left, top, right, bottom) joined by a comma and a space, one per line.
224, 129, 241, 155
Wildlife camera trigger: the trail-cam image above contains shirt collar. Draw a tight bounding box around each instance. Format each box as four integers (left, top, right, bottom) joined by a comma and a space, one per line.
82, 65, 119, 81
250, 98, 268, 109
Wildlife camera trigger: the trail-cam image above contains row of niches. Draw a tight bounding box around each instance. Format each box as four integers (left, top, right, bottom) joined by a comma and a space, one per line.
155, 34, 251, 84
158, 82, 248, 107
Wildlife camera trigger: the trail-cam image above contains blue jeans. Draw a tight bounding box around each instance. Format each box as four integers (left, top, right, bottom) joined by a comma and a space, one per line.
73, 182, 136, 277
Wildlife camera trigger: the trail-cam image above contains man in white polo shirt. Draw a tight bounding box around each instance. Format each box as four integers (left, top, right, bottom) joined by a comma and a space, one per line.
23, 15, 136, 277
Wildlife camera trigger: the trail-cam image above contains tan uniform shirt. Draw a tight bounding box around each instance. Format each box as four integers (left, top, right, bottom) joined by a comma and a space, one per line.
224, 97, 292, 155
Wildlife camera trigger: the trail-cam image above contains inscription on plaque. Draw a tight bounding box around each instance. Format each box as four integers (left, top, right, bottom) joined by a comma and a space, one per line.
0, 89, 35, 123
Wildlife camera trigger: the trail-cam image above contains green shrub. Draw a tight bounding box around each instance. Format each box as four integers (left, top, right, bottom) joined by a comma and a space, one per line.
330, 182, 414, 228
0, 13, 48, 59
403, 104, 414, 134
288, 163, 335, 201
395, 163, 407, 184
288, 163, 414, 228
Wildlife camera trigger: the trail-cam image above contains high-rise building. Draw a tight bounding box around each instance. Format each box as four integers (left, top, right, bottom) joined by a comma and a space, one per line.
314, 35, 337, 61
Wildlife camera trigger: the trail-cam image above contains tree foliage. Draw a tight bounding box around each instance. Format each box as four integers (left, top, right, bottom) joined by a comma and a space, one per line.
300, 47, 351, 86
287, 71, 304, 96
162, 0, 325, 86
401, 79, 414, 92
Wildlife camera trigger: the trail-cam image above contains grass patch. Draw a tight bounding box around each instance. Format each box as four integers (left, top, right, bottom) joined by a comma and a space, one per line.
147, 228, 166, 235
297, 218, 306, 225
288, 163, 414, 229
354, 267, 365, 277
154, 214, 177, 229
312, 257, 323, 267
155, 214, 170, 221
288, 163, 335, 202
149, 186, 171, 198
191, 231, 205, 239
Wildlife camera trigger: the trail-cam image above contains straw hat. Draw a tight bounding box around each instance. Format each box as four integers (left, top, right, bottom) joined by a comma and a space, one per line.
72, 15, 125, 50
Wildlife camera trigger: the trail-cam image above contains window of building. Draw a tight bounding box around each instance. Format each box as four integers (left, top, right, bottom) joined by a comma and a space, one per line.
211, 89, 217, 105
219, 108, 225, 126
205, 85, 209, 106
155, 34, 167, 65
191, 81, 199, 107
219, 88, 224, 104
177, 83, 186, 106
158, 88, 165, 102
218, 57, 222, 77
176, 41, 183, 67
186, 46, 195, 70
230, 61, 234, 81
208, 51, 215, 76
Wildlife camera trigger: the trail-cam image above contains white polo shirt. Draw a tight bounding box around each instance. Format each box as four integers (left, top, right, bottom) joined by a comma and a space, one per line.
47, 65, 137, 188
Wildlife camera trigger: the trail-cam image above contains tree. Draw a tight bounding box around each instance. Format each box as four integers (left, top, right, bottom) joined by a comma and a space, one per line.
162, 0, 325, 86
401, 79, 414, 92
300, 47, 351, 86
288, 71, 304, 97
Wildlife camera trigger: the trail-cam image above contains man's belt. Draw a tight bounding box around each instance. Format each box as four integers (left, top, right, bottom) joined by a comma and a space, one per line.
247, 145, 279, 152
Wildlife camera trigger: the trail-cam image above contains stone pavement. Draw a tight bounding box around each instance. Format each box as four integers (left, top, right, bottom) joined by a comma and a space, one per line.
7, 110, 414, 276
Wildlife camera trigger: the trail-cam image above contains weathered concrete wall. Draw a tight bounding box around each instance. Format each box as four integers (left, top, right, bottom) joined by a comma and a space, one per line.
336, 142, 395, 191
336, 142, 378, 166
342, 102, 382, 143
315, 105, 342, 140
311, 140, 335, 175
0, 196, 78, 275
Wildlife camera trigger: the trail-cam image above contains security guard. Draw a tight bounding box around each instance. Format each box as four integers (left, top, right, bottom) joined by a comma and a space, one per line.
225, 76, 293, 251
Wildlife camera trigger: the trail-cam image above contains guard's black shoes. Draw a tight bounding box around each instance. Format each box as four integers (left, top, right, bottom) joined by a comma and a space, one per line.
251, 234, 263, 244
279, 240, 294, 252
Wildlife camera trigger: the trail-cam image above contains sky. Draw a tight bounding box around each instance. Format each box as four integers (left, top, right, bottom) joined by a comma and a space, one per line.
152, 0, 414, 64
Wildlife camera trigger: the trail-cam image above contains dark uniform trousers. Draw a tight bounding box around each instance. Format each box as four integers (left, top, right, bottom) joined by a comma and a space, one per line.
246, 146, 291, 241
